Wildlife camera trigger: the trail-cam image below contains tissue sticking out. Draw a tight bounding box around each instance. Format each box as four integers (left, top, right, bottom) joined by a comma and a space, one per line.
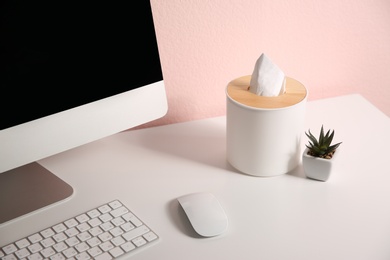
249, 53, 286, 97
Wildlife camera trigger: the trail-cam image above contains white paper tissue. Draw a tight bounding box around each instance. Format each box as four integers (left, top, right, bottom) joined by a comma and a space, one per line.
249, 53, 285, 97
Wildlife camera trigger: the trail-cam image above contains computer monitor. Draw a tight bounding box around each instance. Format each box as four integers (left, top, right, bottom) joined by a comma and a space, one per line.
0, 1, 168, 224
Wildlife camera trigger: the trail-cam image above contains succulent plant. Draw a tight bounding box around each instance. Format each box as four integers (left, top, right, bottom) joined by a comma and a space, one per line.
305, 125, 342, 159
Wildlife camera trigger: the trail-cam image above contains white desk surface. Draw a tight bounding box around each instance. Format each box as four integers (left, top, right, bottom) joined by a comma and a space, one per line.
1, 94, 390, 259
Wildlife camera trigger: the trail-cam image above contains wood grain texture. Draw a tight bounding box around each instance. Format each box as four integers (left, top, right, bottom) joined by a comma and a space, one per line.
227, 76, 307, 109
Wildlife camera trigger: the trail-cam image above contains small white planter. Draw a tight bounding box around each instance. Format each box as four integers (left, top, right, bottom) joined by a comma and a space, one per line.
302, 147, 339, 181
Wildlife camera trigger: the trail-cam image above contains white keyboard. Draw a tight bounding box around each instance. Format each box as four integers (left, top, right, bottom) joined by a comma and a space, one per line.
0, 200, 159, 260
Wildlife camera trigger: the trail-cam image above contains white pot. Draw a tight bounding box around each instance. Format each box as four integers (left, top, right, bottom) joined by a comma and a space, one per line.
302, 147, 339, 181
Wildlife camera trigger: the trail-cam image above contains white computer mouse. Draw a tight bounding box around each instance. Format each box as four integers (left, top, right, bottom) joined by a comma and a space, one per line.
177, 192, 228, 237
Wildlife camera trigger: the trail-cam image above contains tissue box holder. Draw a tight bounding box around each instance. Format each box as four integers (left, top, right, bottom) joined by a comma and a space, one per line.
226, 76, 307, 177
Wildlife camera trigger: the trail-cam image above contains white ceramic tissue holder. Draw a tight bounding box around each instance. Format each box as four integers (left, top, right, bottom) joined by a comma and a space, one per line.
226, 76, 307, 177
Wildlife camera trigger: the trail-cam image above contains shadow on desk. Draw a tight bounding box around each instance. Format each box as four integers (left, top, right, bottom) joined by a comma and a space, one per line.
131, 118, 234, 172
286, 164, 306, 179
129, 117, 309, 180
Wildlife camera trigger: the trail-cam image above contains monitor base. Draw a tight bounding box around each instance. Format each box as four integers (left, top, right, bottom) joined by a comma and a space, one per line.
0, 162, 74, 224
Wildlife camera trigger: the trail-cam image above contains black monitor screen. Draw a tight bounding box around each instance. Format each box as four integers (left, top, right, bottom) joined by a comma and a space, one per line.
0, 1, 163, 130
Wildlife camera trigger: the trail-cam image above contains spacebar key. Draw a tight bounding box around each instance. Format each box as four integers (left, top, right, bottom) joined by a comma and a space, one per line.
123, 225, 150, 241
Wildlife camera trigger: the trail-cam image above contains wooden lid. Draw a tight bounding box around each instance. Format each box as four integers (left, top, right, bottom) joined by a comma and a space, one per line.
227, 75, 307, 109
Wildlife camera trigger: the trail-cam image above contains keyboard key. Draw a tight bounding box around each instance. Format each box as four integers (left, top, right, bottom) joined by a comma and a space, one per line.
99, 241, 114, 252
132, 236, 147, 247
99, 213, 113, 223
15, 248, 30, 258
109, 200, 122, 209
98, 205, 111, 214
144, 231, 158, 242
87, 209, 101, 219
121, 242, 136, 252
122, 213, 143, 227
53, 232, 68, 242
110, 206, 128, 218
100, 222, 114, 232
89, 226, 104, 237
64, 218, 79, 228
111, 236, 125, 247
29, 252, 44, 260
109, 227, 124, 237
122, 225, 150, 242
77, 222, 91, 233
86, 237, 100, 248
28, 243, 43, 253
109, 246, 124, 258
2, 244, 17, 254
111, 217, 125, 227
65, 237, 80, 247
88, 217, 102, 227
98, 232, 113, 242
121, 222, 135, 232
15, 238, 30, 249
88, 246, 103, 257
65, 227, 80, 237
51, 252, 66, 260
95, 252, 113, 260
28, 233, 43, 244
75, 242, 90, 253
41, 247, 56, 258
75, 251, 90, 260
53, 241, 68, 252
41, 237, 55, 248
77, 231, 92, 242
52, 223, 67, 233
3, 254, 17, 260
76, 213, 90, 223
41, 228, 55, 238
63, 247, 78, 258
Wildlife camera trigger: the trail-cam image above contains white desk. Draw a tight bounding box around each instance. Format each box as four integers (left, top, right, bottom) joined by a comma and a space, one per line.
1, 94, 390, 259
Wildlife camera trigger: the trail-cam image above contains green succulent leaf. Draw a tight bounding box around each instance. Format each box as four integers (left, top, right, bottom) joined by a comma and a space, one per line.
328, 142, 342, 152
323, 130, 334, 148
305, 130, 319, 147
319, 126, 325, 144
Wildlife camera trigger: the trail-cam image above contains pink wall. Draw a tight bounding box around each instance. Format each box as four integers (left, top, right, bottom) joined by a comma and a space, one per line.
145, 0, 390, 128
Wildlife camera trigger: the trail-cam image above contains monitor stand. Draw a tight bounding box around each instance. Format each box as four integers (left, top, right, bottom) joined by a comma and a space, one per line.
0, 162, 74, 224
